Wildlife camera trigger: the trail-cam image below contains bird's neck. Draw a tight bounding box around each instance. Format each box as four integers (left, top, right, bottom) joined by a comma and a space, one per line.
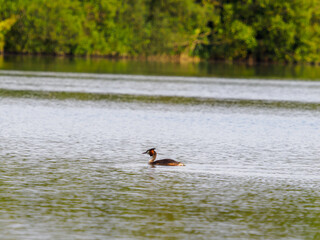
149, 152, 157, 163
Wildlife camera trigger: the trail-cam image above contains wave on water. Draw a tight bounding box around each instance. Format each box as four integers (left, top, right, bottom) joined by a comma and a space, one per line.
0, 70, 320, 110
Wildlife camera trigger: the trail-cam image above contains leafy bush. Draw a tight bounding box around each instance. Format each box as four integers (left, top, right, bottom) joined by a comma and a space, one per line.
0, 0, 319, 63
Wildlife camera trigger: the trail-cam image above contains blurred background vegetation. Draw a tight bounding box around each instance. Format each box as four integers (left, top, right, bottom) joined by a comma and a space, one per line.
0, 0, 320, 63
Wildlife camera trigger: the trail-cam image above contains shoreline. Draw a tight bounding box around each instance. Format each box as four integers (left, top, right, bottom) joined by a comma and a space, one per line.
1, 52, 317, 66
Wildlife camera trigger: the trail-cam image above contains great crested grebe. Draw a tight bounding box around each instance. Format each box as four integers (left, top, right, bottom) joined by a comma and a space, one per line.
142, 148, 185, 166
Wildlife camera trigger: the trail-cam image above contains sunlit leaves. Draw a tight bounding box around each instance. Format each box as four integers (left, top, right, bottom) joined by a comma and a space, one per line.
0, 0, 320, 62
0, 16, 17, 52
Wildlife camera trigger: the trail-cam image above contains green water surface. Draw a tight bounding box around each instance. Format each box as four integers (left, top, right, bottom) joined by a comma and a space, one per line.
2, 55, 320, 80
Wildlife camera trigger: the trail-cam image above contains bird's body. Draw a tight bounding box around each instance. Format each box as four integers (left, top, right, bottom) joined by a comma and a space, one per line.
142, 148, 185, 166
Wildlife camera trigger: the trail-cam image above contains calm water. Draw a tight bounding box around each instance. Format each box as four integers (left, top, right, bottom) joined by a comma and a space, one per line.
1, 57, 320, 239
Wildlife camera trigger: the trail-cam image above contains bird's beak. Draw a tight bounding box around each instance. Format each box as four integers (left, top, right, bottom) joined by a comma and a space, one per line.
142, 151, 148, 154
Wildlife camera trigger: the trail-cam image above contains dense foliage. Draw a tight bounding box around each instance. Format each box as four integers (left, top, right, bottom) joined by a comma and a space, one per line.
0, 0, 320, 63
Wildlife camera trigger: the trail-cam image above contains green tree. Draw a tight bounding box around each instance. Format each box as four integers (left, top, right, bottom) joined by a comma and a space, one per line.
145, 0, 212, 56
0, 16, 17, 53
6, 0, 87, 54
1, 0, 320, 63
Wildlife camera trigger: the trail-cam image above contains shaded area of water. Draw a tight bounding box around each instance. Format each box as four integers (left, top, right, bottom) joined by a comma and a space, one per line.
2, 55, 320, 80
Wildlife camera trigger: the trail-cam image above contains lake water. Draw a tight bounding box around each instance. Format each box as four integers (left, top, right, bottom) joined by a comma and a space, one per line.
0, 56, 320, 239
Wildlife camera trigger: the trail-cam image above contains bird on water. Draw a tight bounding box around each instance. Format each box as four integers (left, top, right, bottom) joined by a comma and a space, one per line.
142, 148, 185, 166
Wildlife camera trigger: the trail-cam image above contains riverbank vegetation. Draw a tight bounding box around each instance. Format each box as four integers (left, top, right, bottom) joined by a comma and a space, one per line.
0, 0, 320, 63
